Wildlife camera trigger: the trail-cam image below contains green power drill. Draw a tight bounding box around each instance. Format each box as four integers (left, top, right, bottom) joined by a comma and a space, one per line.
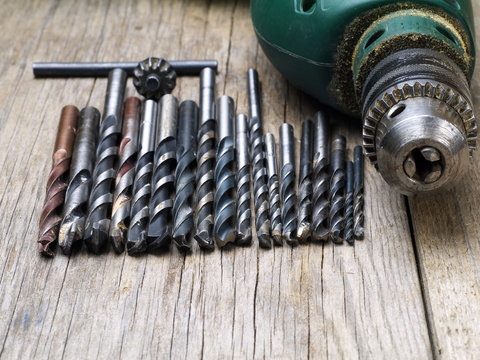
251, 0, 477, 194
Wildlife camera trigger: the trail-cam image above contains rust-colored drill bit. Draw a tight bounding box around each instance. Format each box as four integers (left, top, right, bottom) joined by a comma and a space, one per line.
38, 105, 79, 256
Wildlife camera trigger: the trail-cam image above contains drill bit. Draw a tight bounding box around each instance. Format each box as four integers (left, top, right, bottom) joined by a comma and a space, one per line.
311, 110, 330, 241
345, 161, 354, 245
109, 97, 141, 253
247, 68, 271, 248
85, 68, 127, 253
38, 105, 78, 257
194, 68, 216, 250
264, 133, 283, 246
235, 114, 252, 246
354, 146, 364, 239
329, 135, 346, 244
296, 119, 314, 243
279, 123, 298, 246
58, 107, 100, 254
127, 100, 157, 255
173, 100, 198, 251
214, 95, 236, 247
148, 94, 178, 251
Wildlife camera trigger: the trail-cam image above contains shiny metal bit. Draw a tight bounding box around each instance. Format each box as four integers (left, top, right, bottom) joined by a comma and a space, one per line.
345, 161, 354, 245
173, 100, 198, 250
329, 135, 346, 244
296, 119, 313, 243
353, 146, 364, 239
127, 100, 157, 255
38, 105, 79, 256
148, 94, 178, 251
59, 107, 100, 254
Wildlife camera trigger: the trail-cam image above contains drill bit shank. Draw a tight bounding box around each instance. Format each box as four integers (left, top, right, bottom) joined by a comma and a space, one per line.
345, 161, 354, 245
354, 146, 364, 239
329, 135, 346, 243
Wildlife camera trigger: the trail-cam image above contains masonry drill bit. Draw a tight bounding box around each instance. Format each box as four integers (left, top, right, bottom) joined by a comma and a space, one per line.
329, 135, 346, 244
38, 106, 78, 256
173, 100, 198, 250
127, 100, 157, 255
311, 110, 330, 241
84, 69, 127, 253
354, 146, 364, 239
248, 68, 271, 248
109, 97, 141, 253
296, 119, 313, 243
194, 68, 216, 250
345, 161, 354, 245
148, 94, 178, 251
59, 107, 99, 254
264, 133, 282, 246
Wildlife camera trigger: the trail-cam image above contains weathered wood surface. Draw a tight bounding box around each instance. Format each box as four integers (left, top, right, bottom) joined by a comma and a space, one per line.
0, 0, 478, 358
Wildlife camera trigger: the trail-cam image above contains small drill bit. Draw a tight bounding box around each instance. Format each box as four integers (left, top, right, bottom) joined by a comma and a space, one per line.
311, 110, 330, 241
354, 146, 364, 239
85, 68, 127, 253
264, 133, 283, 246
248, 68, 271, 248
214, 95, 236, 247
345, 161, 354, 245
173, 100, 198, 251
38, 105, 78, 256
329, 135, 346, 243
109, 97, 141, 253
296, 119, 314, 243
59, 107, 100, 254
148, 94, 178, 251
194, 68, 216, 250
127, 100, 157, 255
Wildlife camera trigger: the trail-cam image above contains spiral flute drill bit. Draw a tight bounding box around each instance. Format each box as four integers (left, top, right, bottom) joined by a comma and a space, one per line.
194, 68, 216, 250
296, 119, 313, 243
354, 146, 364, 239
329, 135, 346, 244
148, 94, 178, 251
127, 100, 157, 255
173, 100, 198, 250
235, 114, 252, 246
38, 106, 78, 257
311, 110, 330, 241
59, 107, 100, 254
345, 161, 354, 245
109, 97, 141, 253
264, 133, 282, 246
248, 68, 271, 248
84, 69, 127, 253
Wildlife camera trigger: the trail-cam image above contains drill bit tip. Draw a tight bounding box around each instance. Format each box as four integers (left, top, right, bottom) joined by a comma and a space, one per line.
194, 231, 215, 251
84, 221, 110, 254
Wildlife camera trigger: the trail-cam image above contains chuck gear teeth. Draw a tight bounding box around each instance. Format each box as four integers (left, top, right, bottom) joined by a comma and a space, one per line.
133, 57, 177, 100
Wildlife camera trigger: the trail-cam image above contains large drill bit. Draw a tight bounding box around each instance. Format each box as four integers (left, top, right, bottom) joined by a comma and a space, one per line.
353, 146, 364, 239
311, 110, 330, 241
279, 123, 298, 246
236, 114, 252, 246
38, 105, 78, 256
214, 95, 236, 247
85, 69, 127, 253
148, 94, 178, 251
127, 100, 157, 255
345, 161, 354, 245
247, 68, 271, 248
296, 119, 314, 243
264, 133, 283, 246
59, 107, 100, 254
194, 68, 216, 250
329, 135, 346, 243
109, 97, 141, 253
173, 100, 198, 250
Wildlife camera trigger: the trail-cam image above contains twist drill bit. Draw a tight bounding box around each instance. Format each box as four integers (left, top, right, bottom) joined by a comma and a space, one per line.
214, 96, 236, 247
127, 100, 157, 255
279, 123, 298, 246
329, 135, 346, 244
194, 68, 216, 250
109, 97, 141, 253
264, 133, 283, 246
345, 161, 354, 245
59, 107, 100, 254
311, 110, 330, 241
148, 94, 178, 251
296, 119, 314, 243
85, 69, 127, 253
353, 146, 364, 239
173, 100, 198, 250
248, 68, 271, 248
38, 106, 78, 256
235, 114, 252, 246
